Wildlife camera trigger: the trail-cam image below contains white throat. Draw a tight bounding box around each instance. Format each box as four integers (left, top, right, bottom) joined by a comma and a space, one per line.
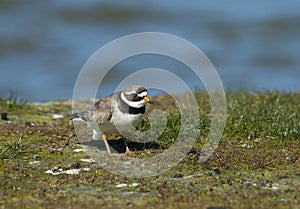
120, 92, 145, 108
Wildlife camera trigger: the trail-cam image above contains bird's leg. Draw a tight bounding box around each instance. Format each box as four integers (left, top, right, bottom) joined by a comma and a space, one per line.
124, 139, 132, 155
91, 125, 113, 155
100, 133, 131, 156
101, 134, 112, 155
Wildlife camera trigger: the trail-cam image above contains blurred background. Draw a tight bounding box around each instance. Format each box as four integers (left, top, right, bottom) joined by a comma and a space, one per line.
0, 0, 300, 102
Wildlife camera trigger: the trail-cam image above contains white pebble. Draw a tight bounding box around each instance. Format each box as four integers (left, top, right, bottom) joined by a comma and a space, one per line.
130, 183, 139, 187
73, 149, 84, 152
52, 114, 64, 119
116, 184, 128, 188
80, 158, 95, 163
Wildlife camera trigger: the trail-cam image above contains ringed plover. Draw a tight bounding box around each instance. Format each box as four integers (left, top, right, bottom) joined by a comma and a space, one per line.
72, 85, 152, 155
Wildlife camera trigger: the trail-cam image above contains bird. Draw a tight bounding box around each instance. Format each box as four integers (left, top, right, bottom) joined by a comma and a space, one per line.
71, 85, 152, 156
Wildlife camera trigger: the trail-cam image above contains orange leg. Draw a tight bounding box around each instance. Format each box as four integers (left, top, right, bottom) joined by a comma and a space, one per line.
102, 134, 132, 156
102, 134, 130, 156
102, 134, 112, 155
124, 140, 132, 155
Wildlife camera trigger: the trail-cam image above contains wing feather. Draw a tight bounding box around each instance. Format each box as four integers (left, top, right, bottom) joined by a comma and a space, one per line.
73, 93, 117, 124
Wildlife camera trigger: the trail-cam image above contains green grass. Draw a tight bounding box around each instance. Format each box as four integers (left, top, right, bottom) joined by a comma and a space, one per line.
0, 92, 299, 209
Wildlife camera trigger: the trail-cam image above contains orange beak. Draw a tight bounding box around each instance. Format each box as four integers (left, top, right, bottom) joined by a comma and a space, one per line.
143, 97, 153, 104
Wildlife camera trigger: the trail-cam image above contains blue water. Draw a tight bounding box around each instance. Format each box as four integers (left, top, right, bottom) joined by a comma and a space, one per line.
1, 1, 300, 101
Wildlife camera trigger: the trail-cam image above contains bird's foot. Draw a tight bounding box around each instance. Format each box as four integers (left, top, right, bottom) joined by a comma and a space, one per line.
107, 149, 132, 157
124, 147, 132, 155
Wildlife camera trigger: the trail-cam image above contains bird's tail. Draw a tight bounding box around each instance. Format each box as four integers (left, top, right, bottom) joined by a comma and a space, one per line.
69, 111, 89, 122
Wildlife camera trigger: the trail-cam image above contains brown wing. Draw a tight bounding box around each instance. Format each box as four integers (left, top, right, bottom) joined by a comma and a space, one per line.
89, 109, 112, 124
88, 93, 119, 124
73, 93, 117, 124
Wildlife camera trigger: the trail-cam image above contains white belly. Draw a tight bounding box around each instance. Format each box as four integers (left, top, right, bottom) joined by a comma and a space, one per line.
111, 105, 142, 126
102, 106, 142, 134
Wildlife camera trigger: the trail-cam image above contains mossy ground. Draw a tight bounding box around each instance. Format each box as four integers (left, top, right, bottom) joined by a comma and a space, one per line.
0, 92, 299, 209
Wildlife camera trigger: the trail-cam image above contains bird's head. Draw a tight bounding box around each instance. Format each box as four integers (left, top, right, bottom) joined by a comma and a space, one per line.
121, 85, 153, 108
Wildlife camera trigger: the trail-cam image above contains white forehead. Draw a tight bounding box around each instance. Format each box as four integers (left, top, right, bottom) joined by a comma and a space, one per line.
124, 90, 147, 97
137, 91, 147, 97
124, 90, 137, 95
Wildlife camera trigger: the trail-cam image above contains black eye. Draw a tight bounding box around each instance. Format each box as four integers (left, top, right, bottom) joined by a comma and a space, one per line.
136, 87, 146, 94
132, 94, 144, 101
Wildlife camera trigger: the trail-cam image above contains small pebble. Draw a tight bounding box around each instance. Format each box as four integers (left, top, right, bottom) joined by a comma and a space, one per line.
25, 122, 35, 127
32, 154, 42, 159
70, 162, 81, 169
29, 161, 41, 165
65, 169, 81, 175
173, 173, 184, 178
116, 183, 128, 188
214, 168, 221, 175
115, 183, 139, 188
79, 158, 95, 163
73, 149, 84, 152
45, 167, 90, 175
52, 114, 64, 119
187, 148, 198, 154
1, 112, 9, 121
130, 183, 139, 187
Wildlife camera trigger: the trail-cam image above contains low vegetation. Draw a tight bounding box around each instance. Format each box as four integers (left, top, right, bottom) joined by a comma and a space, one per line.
0, 92, 299, 208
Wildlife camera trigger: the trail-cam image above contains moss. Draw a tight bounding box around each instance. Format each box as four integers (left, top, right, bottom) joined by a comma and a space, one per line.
0, 92, 299, 208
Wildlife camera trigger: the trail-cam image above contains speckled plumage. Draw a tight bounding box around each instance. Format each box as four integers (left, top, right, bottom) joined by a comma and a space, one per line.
72, 85, 152, 155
